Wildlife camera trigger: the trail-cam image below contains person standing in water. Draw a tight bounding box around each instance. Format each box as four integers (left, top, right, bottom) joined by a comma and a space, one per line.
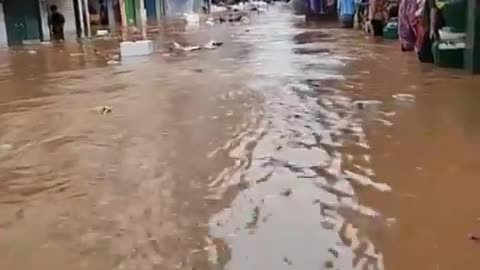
48, 5, 65, 41
368, 0, 386, 36
337, 0, 356, 28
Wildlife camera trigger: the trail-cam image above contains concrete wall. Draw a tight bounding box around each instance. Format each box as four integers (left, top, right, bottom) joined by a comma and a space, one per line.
0, 3, 7, 46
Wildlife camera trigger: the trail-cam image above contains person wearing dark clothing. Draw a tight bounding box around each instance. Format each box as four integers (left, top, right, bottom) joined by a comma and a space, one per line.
369, 0, 386, 36
412, 0, 444, 62
100, 0, 109, 26
48, 5, 65, 41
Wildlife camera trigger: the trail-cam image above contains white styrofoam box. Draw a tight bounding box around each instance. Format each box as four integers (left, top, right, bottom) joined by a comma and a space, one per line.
120, 40, 154, 57
96, 30, 109, 36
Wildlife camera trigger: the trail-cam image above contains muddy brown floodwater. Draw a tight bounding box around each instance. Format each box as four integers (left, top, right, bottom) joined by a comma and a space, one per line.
1, 5, 480, 270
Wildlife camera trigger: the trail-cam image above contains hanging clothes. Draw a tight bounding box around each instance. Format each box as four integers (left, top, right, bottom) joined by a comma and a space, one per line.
398, 0, 418, 51
337, 0, 356, 27
415, 0, 438, 62
305, 0, 336, 15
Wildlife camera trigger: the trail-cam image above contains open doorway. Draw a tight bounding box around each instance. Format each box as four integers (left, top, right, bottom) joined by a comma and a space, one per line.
87, 0, 121, 31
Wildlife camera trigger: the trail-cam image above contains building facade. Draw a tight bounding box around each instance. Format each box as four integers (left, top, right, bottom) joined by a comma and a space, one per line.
0, 0, 79, 46
0, 0, 205, 47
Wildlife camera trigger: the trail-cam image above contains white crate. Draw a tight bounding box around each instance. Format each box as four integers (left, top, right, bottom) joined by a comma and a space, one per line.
120, 40, 154, 57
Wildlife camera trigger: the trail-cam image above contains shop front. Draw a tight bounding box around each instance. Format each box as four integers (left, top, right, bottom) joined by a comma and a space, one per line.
0, 0, 84, 46
1, 0, 43, 46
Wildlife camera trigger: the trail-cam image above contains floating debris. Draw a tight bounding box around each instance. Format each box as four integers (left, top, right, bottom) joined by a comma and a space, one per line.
344, 169, 392, 192
327, 248, 339, 258
468, 234, 480, 241
246, 206, 260, 229
293, 47, 330, 55
107, 60, 120, 65
283, 256, 293, 265
171, 42, 201, 52
324, 260, 334, 268
375, 118, 394, 127
204, 236, 218, 265
353, 100, 382, 110
70, 52, 86, 57
280, 188, 292, 197
203, 40, 224, 50
211, 5, 227, 13
320, 220, 335, 230
241, 16, 250, 24
206, 18, 215, 26
392, 93, 415, 102
381, 111, 396, 117
95, 106, 112, 115
384, 217, 397, 227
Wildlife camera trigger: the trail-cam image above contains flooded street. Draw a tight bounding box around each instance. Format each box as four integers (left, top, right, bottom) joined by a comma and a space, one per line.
1, 5, 480, 270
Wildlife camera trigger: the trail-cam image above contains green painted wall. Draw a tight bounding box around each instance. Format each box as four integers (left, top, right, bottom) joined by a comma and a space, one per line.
3, 0, 41, 46
125, 0, 136, 25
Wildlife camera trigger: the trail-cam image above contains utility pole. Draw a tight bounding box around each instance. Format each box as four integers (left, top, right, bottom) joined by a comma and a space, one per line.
76, 0, 85, 38
207, 0, 212, 13
156, 0, 163, 24
82, 0, 91, 37
119, 0, 128, 27
119, 0, 128, 40
139, 0, 147, 39
465, 0, 480, 74
107, 0, 117, 32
